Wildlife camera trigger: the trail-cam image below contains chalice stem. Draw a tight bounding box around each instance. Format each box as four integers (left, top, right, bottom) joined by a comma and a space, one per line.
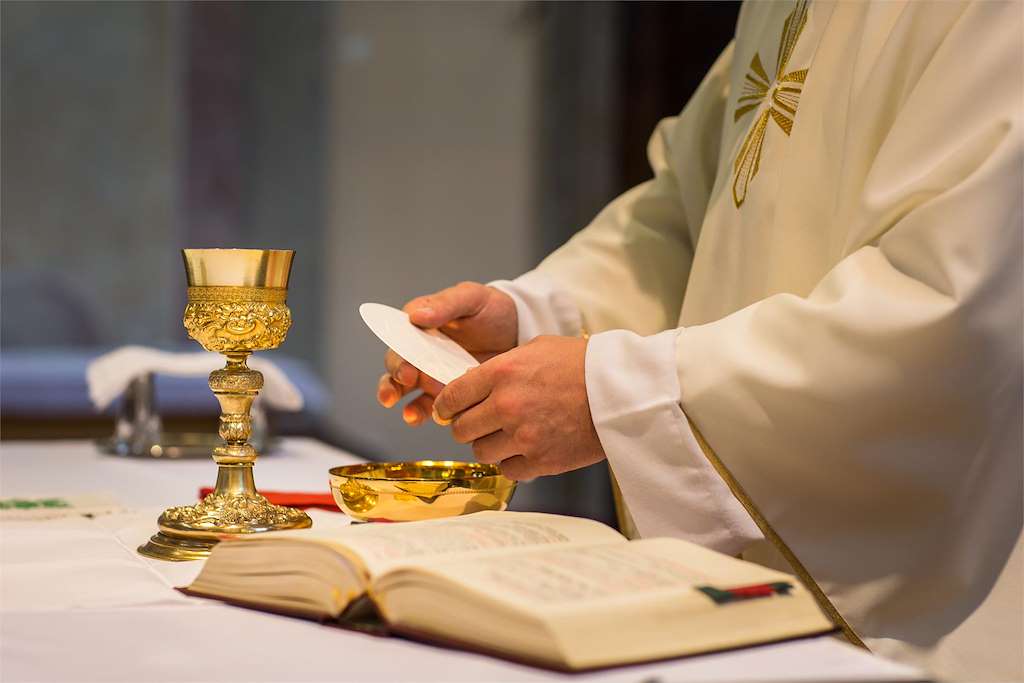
209, 352, 261, 467
212, 462, 257, 498
209, 353, 261, 497
139, 354, 311, 561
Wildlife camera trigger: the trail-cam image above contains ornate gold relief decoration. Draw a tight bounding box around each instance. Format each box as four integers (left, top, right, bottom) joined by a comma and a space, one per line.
187, 286, 287, 303
183, 301, 292, 353
732, 0, 809, 208
161, 491, 310, 530
183, 285, 291, 354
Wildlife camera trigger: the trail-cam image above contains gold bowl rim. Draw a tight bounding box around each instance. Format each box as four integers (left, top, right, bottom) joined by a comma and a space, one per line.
329, 460, 511, 483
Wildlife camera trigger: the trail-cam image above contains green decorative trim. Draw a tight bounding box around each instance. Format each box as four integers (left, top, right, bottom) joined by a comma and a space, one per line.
0, 497, 70, 510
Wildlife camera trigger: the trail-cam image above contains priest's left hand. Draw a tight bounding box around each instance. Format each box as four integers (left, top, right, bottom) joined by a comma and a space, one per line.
432, 335, 606, 480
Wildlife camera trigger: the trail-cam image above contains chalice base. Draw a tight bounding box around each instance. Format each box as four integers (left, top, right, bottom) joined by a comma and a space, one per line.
138, 533, 218, 562
138, 465, 312, 561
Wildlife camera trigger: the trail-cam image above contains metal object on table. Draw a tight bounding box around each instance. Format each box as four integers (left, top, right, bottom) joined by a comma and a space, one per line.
101, 373, 272, 459
138, 249, 311, 561
109, 372, 162, 455
328, 461, 516, 523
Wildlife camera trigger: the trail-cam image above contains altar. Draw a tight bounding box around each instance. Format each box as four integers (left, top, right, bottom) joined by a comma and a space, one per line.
0, 439, 923, 682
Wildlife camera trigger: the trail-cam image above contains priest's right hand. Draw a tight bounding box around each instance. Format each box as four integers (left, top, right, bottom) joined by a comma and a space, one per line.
376, 281, 518, 426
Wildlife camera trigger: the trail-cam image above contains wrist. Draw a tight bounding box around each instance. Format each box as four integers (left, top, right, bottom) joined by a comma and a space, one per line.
486, 285, 519, 349
488, 270, 584, 344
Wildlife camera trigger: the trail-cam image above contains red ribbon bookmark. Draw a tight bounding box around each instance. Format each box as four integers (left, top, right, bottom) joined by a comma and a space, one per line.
697, 581, 793, 605
198, 488, 340, 512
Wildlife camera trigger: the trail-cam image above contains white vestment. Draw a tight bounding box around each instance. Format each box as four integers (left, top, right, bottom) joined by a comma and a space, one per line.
492, 1, 1023, 679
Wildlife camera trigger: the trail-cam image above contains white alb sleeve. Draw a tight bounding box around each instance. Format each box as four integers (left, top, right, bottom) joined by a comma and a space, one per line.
492, 270, 763, 555
489, 270, 582, 343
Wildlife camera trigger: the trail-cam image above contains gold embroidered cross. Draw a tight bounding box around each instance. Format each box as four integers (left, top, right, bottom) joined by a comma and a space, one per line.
732, 0, 809, 208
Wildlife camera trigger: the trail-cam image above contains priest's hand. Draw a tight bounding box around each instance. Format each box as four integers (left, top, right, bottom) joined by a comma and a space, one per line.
432, 335, 606, 480
376, 282, 518, 426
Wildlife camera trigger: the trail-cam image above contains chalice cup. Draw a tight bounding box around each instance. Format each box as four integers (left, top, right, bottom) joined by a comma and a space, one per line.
138, 249, 312, 561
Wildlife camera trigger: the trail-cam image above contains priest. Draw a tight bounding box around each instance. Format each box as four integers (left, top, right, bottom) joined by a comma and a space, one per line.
375, 1, 1022, 679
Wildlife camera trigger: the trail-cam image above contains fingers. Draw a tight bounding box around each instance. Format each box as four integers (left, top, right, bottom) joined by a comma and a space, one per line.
433, 367, 492, 422
471, 428, 541, 480
404, 282, 489, 329
385, 350, 418, 388
381, 351, 444, 404
417, 373, 444, 397
497, 454, 538, 481
450, 399, 502, 444
378, 382, 439, 427
471, 430, 518, 464
376, 373, 402, 408
401, 393, 435, 426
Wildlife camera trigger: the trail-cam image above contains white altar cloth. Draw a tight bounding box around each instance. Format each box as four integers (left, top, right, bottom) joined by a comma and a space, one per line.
0, 439, 923, 682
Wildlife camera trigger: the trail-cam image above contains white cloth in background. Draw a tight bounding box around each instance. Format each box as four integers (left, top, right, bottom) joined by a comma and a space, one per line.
86, 345, 304, 412
497, 1, 1022, 680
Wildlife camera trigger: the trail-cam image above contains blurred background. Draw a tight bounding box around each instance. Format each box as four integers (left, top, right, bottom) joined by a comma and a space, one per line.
1, 1, 739, 523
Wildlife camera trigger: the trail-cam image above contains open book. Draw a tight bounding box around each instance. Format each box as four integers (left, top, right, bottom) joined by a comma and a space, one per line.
184, 511, 835, 671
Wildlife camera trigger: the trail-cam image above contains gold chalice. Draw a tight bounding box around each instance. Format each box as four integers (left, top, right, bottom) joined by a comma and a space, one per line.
138, 249, 312, 561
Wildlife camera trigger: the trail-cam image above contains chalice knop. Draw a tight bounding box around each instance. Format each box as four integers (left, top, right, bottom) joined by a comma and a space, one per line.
138, 249, 312, 561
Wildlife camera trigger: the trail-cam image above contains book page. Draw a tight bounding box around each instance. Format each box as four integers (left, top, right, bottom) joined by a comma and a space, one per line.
411, 537, 793, 608
312, 511, 624, 575
375, 537, 831, 670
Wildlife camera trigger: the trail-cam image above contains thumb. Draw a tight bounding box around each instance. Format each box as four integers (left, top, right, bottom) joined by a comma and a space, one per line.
404, 282, 489, 329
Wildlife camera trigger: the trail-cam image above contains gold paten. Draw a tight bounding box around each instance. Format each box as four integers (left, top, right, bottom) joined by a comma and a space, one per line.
329, 461, 516, 523
138, 249, 311, 561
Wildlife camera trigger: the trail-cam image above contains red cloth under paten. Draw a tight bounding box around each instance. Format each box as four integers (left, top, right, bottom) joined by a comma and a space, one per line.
198, 488, 339, 512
